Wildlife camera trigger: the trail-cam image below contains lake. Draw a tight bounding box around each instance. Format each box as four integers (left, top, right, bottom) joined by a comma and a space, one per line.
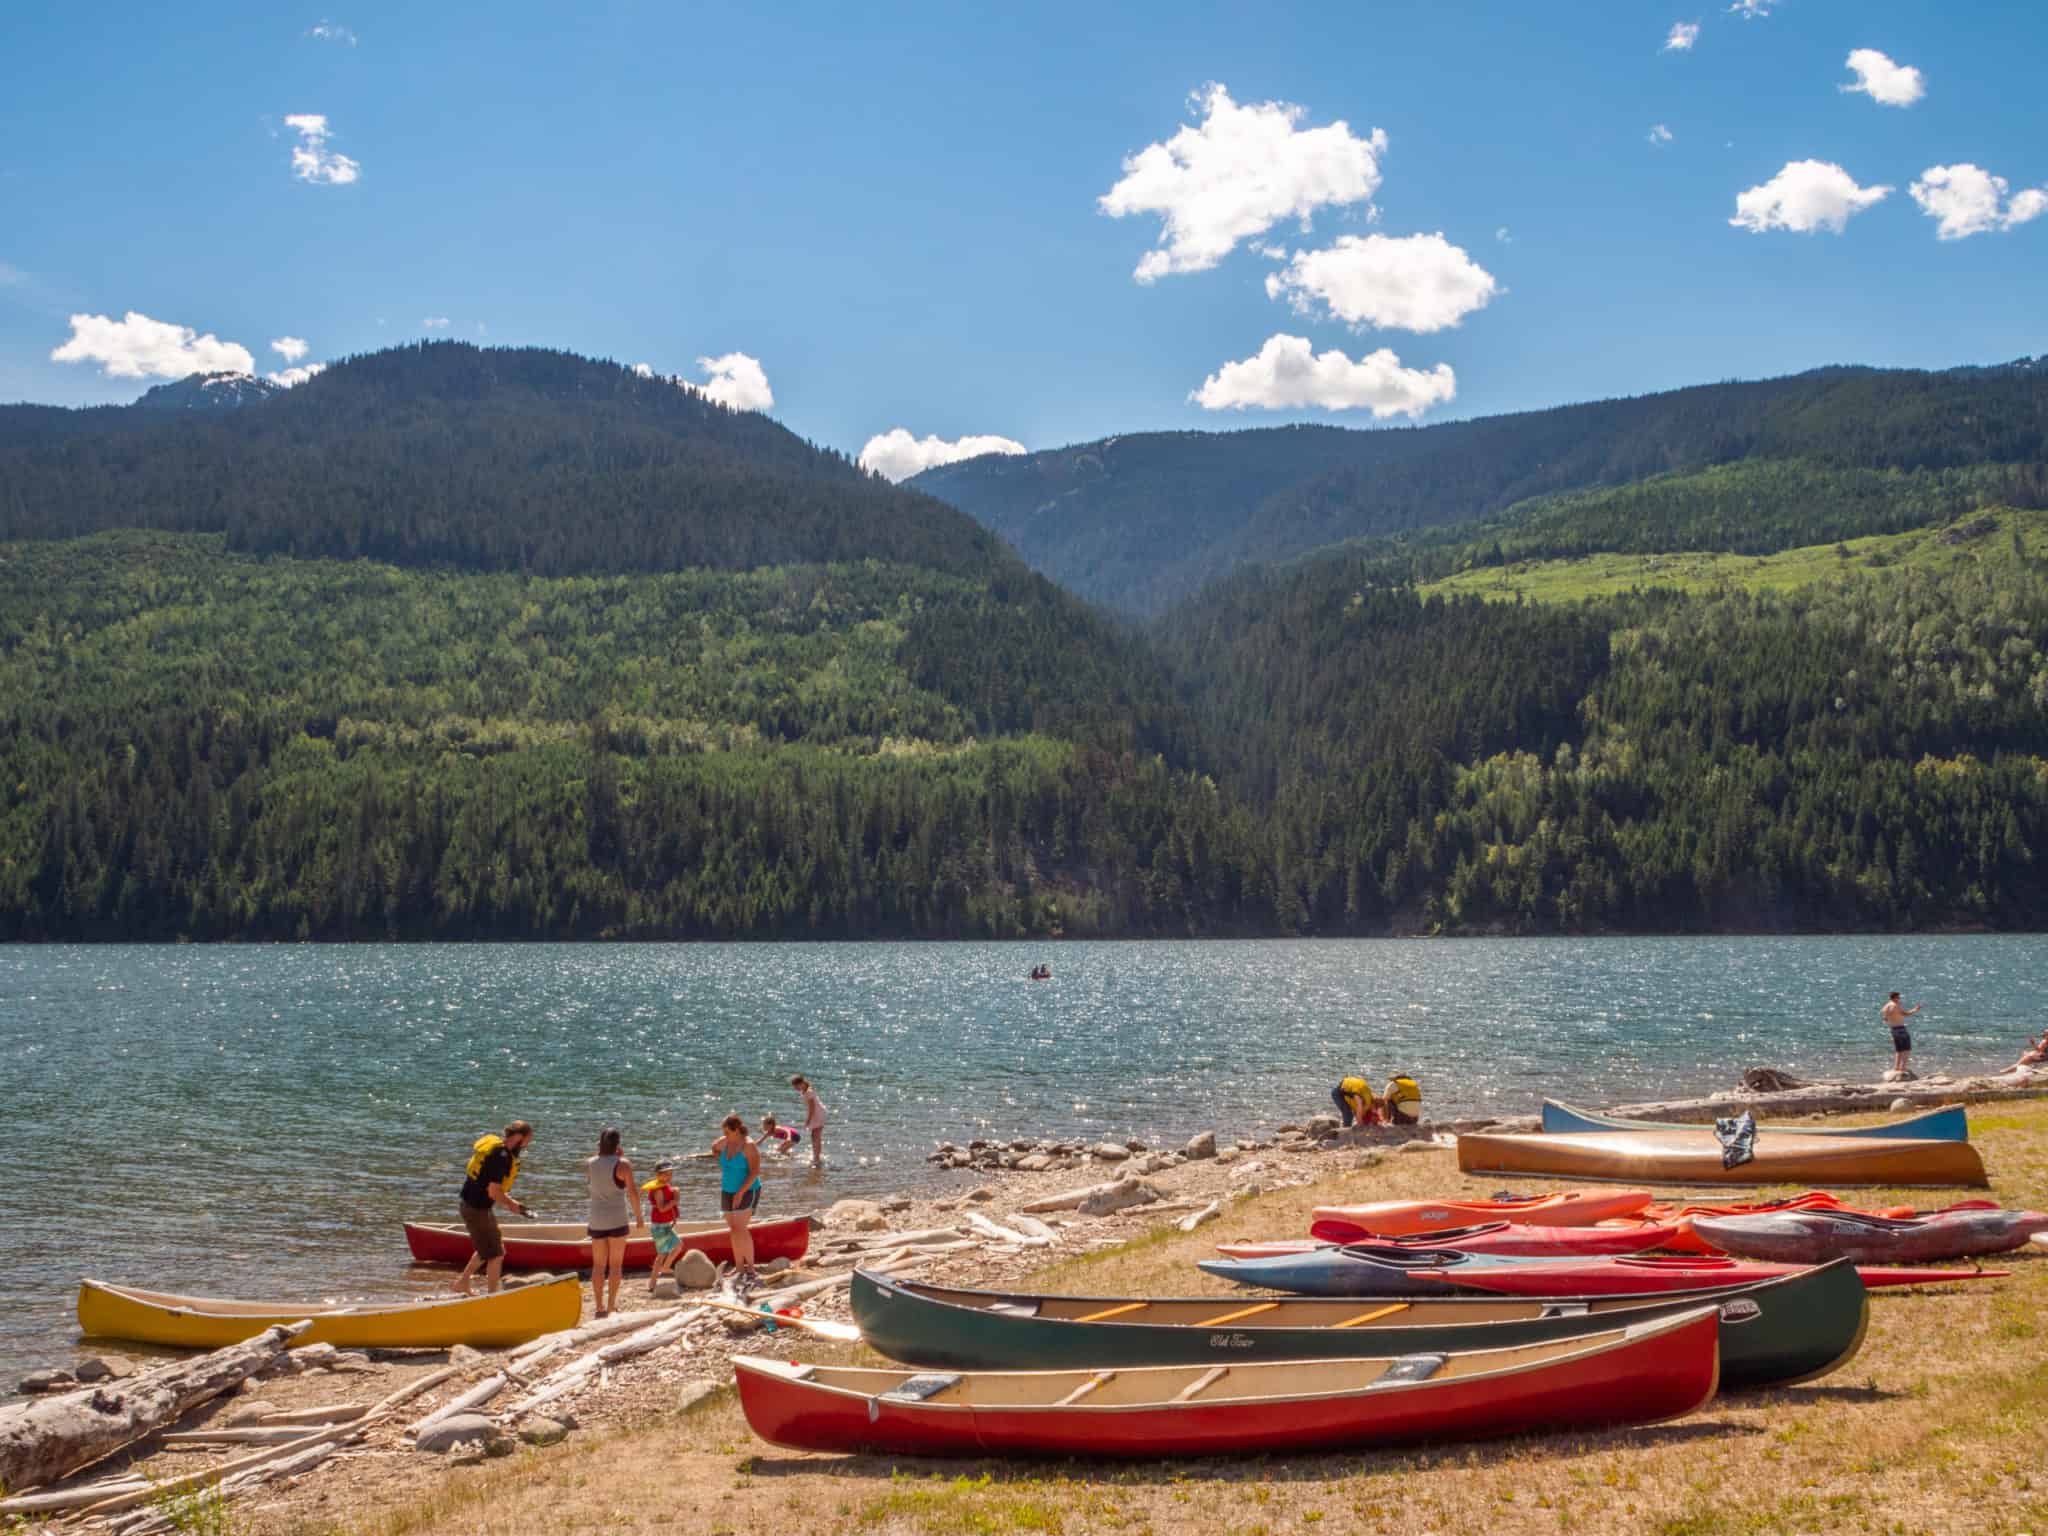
0, 936, 2035, 1381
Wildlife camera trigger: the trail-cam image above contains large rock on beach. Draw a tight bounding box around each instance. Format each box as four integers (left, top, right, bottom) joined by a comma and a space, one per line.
1184, 1130, 1217, 1160
965, 1186, 997, 1203
1016, 1153, 1054, 1171
517, 1417, 570, 1447
650, 1276, 680, 1299
675, 1250, 718, 1289
18, 1369, 74, 1394
417, 1413, 503, 1455
1090, 1142, 1129, 1162
1306, 1114, 1339, 1135
827, 1198, 889, 1231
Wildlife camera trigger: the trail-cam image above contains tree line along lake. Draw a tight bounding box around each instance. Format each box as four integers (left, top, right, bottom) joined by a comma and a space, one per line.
0, 935, 2036, 1383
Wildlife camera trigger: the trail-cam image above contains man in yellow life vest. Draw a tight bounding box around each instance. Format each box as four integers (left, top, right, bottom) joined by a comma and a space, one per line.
454, 1119, 535, 1296
1331, 1076, 1375, 1128
1382, 1075, 1423, 1127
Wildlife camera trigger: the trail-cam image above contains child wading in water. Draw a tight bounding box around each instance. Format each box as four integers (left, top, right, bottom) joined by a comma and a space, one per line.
759, 1114, 801, 1156
643, 1159, 681, 1293
791, 1075, 827, 1169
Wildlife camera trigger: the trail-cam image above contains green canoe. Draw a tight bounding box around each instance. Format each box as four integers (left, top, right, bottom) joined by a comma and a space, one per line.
850, 1258, 1868, 1392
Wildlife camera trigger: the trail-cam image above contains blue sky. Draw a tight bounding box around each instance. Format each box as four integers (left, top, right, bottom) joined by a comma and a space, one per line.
2, 0, 2043, 475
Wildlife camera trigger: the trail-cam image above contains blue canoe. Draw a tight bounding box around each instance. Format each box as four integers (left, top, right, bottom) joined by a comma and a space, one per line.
1539, 1099, 1968, 1143
1198, 1245, 1541, 1298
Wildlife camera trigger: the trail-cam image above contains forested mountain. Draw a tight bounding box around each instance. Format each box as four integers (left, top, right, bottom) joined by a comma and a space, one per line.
912, 360, 2048, 614
0, 343, 1007, 578
8, 342, 2048, 939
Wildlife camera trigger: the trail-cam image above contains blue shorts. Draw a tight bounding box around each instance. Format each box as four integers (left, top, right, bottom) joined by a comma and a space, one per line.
651, 1222, 680, 1256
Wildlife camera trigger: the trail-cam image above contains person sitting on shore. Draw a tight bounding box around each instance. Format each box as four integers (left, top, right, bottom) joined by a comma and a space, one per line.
1381, 1074, 1423, 1126
1332, 1076, 1375, 1128
454, 1119, 535, 1296
643, 1159, 682, 1293
2016, 1031, 2048, 1069
759, 1114, 801, 1155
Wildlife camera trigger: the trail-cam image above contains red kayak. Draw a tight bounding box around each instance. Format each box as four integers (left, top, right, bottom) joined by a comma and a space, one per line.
1311, 1189, 1653, 1237
1436, 1253, 2007, 1297
1637, 1194, 2002, 1255
402, 1215, 811, 1271
733, 1304, 1722, 1457
1220, 1220, 1686, 1261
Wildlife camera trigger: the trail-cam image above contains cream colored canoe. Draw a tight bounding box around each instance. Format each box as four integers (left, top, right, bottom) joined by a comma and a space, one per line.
78, 1275, 581, 1351
1457, 1129, 1987, 1188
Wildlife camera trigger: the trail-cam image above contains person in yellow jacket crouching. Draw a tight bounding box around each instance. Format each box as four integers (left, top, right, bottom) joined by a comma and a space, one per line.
1382, 1074, 1423, 1126
1331, 1076, 1375, 1128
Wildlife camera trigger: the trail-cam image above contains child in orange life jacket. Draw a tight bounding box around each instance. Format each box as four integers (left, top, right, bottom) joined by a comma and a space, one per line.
643, 1160, 682, 1292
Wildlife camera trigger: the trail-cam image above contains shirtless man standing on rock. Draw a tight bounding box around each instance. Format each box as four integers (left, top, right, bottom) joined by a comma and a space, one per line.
1882, 991, 1923, 1077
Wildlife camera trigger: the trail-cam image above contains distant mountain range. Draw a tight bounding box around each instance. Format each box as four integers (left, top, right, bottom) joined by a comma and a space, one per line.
911, 359, 2048, 615
134, 371, 284, 411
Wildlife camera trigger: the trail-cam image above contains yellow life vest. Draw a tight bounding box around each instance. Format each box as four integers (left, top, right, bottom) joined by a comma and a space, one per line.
466, 1134, 520, 1191
1338, 1076, 1370, 1097
1383, 1076, 1421, 1110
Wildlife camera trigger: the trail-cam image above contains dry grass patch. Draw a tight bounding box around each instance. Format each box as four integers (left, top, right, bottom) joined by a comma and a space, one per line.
293, 1104, 2048, 1536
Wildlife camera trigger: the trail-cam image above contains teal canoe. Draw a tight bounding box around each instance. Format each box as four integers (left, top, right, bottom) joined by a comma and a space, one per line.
1540, 1098, 1969, 1142
849, 1259, 1868, 1392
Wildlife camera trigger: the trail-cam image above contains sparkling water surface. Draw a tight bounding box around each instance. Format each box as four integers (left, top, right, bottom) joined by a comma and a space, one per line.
0, 937, 2035, 1379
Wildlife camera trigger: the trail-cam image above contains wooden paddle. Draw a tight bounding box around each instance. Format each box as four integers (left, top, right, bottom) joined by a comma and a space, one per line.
690, 1295, 861, 1342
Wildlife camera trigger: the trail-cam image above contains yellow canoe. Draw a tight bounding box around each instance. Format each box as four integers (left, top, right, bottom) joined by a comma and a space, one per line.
1457, 1128, 1988, 1188
77, 1276, 582, 1351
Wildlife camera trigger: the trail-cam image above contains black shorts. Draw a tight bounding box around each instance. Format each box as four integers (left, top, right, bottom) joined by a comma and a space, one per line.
587, 1224, 631, 1240
461, 1200, 504, 1261
1890, 1027, 1913, 1052
720, 1186, 760, 1213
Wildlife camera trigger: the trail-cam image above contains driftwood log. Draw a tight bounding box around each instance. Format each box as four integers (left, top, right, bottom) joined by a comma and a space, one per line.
0, 1320, 308, 1494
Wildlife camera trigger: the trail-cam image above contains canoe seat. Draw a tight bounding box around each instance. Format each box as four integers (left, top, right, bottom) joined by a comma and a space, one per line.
880, 1374, 961, 1403
1538, 1302, 1590, 1317
988, 1302, 1041, 1319
1055, 1372, 1115, 1406
1368, 1353, 1447, 1388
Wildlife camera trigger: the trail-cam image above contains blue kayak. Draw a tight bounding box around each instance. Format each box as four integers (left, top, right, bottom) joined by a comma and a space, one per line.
1539, 1099, 1968, 1143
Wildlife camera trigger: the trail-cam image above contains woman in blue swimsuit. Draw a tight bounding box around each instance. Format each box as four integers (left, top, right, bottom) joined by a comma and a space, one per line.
714, 1113, 762, 1284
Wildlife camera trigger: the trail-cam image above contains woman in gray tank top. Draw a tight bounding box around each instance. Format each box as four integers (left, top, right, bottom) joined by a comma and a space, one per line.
584, 1127, 642, 1319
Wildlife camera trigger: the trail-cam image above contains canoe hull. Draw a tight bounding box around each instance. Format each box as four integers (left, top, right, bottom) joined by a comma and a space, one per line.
1311, 1189, 1654, 1235
402, 1215, 811, 1271
1690, 1209, 2048, 1264
1458, 1128, 1989, 1188
850, 1261, 1867, 1391
737, 1308, 1722, 1457
1302, 1220, 1685, 1256
1541, 1099, 1970, 1142
1440, 1256, 2001, 1296
77, 1276, 582, 1350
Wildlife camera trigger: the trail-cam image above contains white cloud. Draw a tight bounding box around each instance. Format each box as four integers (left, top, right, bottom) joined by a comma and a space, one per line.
857, 429, 1027, 482
1730, 159, 1891, 233
630, 361, 655, 378
270, 335, 309, 362
422, 316, 450, 330
1494, 226, 1511, 243
1263, 233, 1499, 334
1664, 21, 1700, 51
1842, 48, 1924, 108
1728, 0, 1775, 16
1191, 333, 1456, 418
1099, 83, 1387, 282
307, 20, 356, 44
285, 114, 360, 185
1909, 163, 2048, 240
50, 311, 255, 379
266, 362, 326, 387
692, 352, 774, 412
1649, 123, 1674, 146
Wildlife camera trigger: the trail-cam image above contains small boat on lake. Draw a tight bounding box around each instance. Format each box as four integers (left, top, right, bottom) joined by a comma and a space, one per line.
1541, 1099, 1969, 1142
77, 1275, 581, 1351
1691, 1207, 2048, 1265
402, 1214, 811, 1271
735, 1304, 1723, 1457
849, 1260, 1868, 1390
1458, 1127, 1988, 1187
1310, 1188, 1655, 1236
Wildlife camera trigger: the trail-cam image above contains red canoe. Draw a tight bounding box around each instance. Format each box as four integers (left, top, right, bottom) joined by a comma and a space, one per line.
402, 1215, 811, 1271
1436, 1253, 2007, 1297
1312, 1189, 1654, 1237
1219, 1220, 1686, 1261
733, 1305, 1722, 1457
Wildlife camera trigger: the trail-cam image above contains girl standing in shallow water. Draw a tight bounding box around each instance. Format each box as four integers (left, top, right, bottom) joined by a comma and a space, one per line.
791, 1074, 827, 1169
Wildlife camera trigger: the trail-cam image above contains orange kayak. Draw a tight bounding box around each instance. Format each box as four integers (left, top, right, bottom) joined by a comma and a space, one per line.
1312, 1189, 1654, 1237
